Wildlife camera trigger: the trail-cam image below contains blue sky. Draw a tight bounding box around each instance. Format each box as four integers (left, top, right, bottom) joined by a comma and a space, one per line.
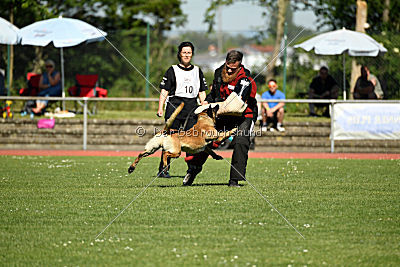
170, 0, 318, 35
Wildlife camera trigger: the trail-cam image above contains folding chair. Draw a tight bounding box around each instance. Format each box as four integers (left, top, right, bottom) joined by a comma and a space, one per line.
68, 74, 108, 115
19, 73, 41, 96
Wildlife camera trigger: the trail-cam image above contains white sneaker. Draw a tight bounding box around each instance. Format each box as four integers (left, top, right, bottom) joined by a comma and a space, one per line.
276, 125, 285, 132
269, 127, 275, 132
261, 126, 268, 132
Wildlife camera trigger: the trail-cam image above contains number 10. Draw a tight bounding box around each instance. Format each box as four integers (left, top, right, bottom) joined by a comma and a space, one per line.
185, 86, 193, 94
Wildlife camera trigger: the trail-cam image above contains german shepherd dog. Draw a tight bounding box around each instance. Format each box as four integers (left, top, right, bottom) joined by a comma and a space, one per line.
128, 102, 237, 174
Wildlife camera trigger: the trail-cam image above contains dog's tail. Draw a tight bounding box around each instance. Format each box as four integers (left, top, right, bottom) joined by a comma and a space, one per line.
164, 102, 184, 132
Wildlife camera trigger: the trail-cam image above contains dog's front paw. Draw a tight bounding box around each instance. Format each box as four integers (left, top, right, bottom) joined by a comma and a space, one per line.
128, 165, 135, 174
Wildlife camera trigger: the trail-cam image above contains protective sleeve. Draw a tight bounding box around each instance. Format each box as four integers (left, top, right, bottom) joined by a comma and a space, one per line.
233, 77, 255, 102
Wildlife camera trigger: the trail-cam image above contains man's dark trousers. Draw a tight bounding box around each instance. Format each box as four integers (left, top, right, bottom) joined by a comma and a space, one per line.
186, 116, 253, 182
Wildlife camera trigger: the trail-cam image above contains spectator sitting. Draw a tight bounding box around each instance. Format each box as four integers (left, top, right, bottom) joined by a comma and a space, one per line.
353, 65, 383, 100
309, 66, 339, 117
261, 79, 285, 132
31, 59, 61, 114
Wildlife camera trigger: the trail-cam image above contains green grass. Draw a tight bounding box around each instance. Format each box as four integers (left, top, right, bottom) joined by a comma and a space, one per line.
1, 156, 399, 266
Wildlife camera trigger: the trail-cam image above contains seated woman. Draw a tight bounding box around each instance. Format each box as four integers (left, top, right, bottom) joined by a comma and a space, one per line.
32, 59, 61, 114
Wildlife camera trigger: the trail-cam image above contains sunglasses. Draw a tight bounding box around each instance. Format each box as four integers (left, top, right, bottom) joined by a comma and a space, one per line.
46, 65, 53, 68
225, 65, 239, 72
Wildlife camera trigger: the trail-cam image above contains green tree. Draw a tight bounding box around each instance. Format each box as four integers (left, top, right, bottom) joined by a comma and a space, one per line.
308, 0, 400, 32
0, 0, 187, 99
1, 0, 51, 89
204, 0, 314, 81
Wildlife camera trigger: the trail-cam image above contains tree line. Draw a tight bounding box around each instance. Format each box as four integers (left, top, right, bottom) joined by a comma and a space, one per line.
1, 0, 399, 101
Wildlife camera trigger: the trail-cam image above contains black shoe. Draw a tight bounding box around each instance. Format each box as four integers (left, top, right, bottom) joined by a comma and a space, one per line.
157, 171, 171, 178
228, 180, 241, 187
183, 173, 196, 186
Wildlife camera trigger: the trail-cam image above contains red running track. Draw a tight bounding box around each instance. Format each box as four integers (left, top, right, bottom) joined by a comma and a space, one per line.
1, 150, 399, 160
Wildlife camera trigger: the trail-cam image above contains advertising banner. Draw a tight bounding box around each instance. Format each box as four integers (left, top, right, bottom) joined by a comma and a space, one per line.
333, 103, 400, 140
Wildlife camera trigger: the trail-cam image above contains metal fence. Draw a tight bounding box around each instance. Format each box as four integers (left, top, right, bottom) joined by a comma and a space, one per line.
1, 96, 399, 152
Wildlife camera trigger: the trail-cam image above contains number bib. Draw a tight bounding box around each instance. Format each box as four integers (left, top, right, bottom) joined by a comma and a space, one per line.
172, 65, 200, 98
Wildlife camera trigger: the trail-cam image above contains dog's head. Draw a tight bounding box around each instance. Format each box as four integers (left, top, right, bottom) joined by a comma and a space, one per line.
206, 104, 219, 122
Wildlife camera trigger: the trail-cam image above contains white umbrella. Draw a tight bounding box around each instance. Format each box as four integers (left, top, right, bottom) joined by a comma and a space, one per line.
294, 28, 387, 100
0, 17, 20, 95
19, 16, 107, 109
0, 17, 19, 44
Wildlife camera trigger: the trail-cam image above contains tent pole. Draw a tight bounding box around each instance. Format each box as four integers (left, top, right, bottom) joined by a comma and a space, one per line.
60, 47, 65, 110
343, 54, 346, 100
7, 45, 10, 96
283, 22, 288, 96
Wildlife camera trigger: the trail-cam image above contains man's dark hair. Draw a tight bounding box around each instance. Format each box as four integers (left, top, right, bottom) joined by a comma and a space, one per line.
320, 66, 328, 72
177, 41, 194, 61
225, 50, 243, 64
268, 79, 277, 84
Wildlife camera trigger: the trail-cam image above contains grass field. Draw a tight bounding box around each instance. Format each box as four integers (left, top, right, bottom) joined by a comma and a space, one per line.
1, 155, 399, 266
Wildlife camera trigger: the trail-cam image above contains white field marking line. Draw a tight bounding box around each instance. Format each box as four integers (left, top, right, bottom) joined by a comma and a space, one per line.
95, 159, 176, 240
222, 27, 306, 113
222, 156, 305, 239
94, 28, 176, 110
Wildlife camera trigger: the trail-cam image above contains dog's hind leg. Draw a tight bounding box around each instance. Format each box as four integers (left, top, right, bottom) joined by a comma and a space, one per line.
160, 151, 181, 174
128, 135, 165, 174
205, 146, 223, 160
128, 151, 152, 173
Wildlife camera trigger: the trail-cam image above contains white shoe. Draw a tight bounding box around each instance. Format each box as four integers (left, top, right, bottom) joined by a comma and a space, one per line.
276, 125, 285, 132
269, 127, 275, 132
261, 126, 268, 132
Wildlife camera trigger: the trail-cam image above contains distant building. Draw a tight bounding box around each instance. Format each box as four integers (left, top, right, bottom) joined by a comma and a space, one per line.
194, 43, 326, 73
194, 44, 275, 73
241, 44, 274, 71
